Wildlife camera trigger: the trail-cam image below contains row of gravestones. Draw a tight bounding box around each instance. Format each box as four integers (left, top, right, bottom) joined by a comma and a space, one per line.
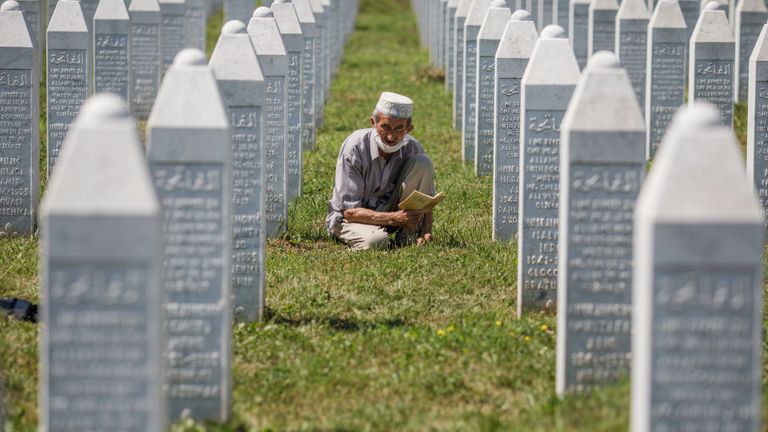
413, 1, 767, 431
0, 0, 357, 430
0, 0, 357, 238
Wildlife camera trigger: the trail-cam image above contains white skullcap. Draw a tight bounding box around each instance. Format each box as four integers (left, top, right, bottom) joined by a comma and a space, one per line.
375, 92, 413, 118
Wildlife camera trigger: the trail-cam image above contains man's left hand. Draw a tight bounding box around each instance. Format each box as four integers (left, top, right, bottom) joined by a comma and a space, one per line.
416, 233, 433, 246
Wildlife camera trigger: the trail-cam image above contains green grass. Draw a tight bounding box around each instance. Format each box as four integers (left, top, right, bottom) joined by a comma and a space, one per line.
1, 0, 766, 431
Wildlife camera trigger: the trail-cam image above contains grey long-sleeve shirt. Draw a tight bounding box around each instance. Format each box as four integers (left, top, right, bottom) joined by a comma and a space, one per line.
325, 128, 426, 234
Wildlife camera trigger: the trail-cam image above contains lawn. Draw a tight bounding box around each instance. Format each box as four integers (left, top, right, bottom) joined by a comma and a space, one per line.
1, 0, 765, 430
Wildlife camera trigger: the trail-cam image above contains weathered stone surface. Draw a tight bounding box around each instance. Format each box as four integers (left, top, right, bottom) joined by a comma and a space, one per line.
16, 0, 41, 82
570, 0, 590, 68
747, 22, 768, 241
556, 51, 645, 394
94, 0, 130, 101
493, 10, 537, 242
46, 0, 89, 177
445, 0, 459, 92
224, 0, 251, 24
556, 0, 569, 32
462, 0, 491, 163
159, 0, 185, 77
293, 0, 317, 151
615, 0, 649, 113
146, 49, 232, 422
129, 0, 162, 122
185, 0, 206, 50
632, 102, 763, 432
210, 20, 266, 323
453, 0, 471, 130
248, 7, 288, 237
474, 0, 510, 176
0, 0, 38, 236
588, 0, 618, 57
518, 25, 580, 316
308, 0, 325, 128
688, 1, 735, 126
645, 0, 686, 159
700, 0, 732, 18
734, 0, 767, 101
40, 93, 166, 432
678, 0, 698, 40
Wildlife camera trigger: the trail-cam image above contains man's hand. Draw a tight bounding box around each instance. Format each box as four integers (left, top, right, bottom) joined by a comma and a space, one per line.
390, 209, 424, 230
416, 232, 433, 246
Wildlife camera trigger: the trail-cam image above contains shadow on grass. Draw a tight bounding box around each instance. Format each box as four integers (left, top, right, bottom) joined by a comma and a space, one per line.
264, 309, 409, 333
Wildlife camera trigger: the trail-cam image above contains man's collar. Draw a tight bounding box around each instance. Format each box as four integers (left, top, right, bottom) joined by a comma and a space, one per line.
369, 129, 404, 161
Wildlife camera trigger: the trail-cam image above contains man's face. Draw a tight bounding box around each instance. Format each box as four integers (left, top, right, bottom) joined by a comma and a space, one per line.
371, 114, 414, 147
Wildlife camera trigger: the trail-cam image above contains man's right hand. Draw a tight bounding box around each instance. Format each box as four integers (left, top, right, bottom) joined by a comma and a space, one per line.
390, 209, 424, 230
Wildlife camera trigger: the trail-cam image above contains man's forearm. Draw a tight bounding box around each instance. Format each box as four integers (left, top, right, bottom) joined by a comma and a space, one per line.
422, 212, 433, 234
343, 208, 397, 226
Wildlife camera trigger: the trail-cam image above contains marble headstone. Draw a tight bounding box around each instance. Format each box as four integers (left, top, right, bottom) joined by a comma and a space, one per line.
557, 0, 568, 32
678, 0, 698, 40
645, 0, 686, 159
308, 0, 325, 128
40, 93, 166, 432
129, 0, 162, 122
445, 0, 459, 92
526, 0, 539, 24
631, 102, 763, 432
588, 0, 618, 57
615, 0, 649, 112
462, 0, 491, 164
273, 0, 304, 201
700, 0, 732, 18
734, 0, 767, 101
493, 10, 537, 242
16, 0, 41, 83
518, 25, 580, 316
453, 0, 472, 130
146, 49, 233, 422
556, 51, 645, 394
689, 2, 735, 126
159, 0, 186, 77
93, 0, 130, 101
475, 0, 510, 176
210, 20, 266, 323
747, 22, 768, 239
224, 0, 250, 23
248, 8, 288, 237
0, 0, 38, 236
185, 0, 206, 51
293, 0, 317, 151
570, 0, 590, 68
46, 0, 89, 177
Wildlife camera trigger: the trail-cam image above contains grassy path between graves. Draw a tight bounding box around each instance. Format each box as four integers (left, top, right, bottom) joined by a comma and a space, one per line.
0, 1, 766, 430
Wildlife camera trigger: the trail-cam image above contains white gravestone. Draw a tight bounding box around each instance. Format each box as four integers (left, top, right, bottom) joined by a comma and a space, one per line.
46, 0, 89, 177
493, 10, 537, 242
320, 0, 331, 102
185, 0, 206, 51
308, 0, 325, 129
16, 0, 41, 83
224, 0, 250, 24
556, 51, 645, 394
462, 0, 491, 163
631, 102, 763, 432
210, 21, 266, 323
147, 49, 233, 422
557, 0, 568, 32
645, 0, 686, 159
475, 0, 510, 176
159, 0, 186, 77
453, 0, 471, 130
518, 25, 580, 316
129, 0, 162, 122
0, 0, 38, 236
248, 8, 289, 237
588, 0, 618, 57
678, 0, 698, 42
40, 93, 166, 432
700, 0, 732, 18
747, 22, 768, 239
293, 0, 317, 152
570, 0, 590, 68
689, 2, 735, 126
445, 0, 459, 92
273, 0, 304, 201
526, 0, 539, 25
438, 0, 447, 69
94, 0, 130, 101
735, 0, 767, 101
615, 0, 649, 113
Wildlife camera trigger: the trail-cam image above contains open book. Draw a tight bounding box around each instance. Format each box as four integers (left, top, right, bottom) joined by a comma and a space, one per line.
398, 190, 445, 211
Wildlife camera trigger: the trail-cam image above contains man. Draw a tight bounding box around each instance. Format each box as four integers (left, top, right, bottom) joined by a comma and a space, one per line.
325, 92, 436, 250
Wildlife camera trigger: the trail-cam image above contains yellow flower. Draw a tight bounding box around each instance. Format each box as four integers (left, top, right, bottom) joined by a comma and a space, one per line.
447, 325, 455, 333
495, 320, 502, 327
437, 329, 446, 337
524, 336, 531, 342
540, 324, 548, 332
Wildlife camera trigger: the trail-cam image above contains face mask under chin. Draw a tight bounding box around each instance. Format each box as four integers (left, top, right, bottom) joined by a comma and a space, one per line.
374, 132, 406, 154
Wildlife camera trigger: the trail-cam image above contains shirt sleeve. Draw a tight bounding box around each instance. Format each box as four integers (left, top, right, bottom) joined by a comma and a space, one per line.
326, 138, 367, 233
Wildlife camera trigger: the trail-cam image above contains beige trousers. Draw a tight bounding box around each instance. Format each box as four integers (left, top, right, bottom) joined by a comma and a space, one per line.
334, 154, 435, 250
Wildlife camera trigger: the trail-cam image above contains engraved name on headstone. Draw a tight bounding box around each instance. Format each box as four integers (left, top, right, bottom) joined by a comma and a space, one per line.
570, 0, 590, 68
615, 0, 649, 112
747, 22, 768, 240
40, 94, 166, 432
453, 0, 471, 130
493, 10, 537, 242
0, 0, 38, 236
445, 0, 459, 92
631, 103, 764, 432
210, 20, 266, 322
248, 8, 288, 237
556, 51, 645, 394
147, 49, 232, 422
46, 0, 89, 177
734, 0, 767, 101
518, 25, 580, 316
129, 0, 162, 122
293, 0, 317, 151
645, 0, 686, 159
94, 0, 130, 101
308, 0, 325, 129
588, 0, 618, 57
689, 2, 735, 126
185, 0, 206, 51
462, 0, 491, 163
224, 0, 249, 23
159, 0, 185, 77
16, 0, 41, 83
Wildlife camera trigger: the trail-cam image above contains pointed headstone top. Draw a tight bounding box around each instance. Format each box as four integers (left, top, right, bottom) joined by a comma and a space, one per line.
307, 0, 323, 13
174, 48, 207, 66
691, 3, 734, 43
43, 94, 160, 216
491, 0, 506, 7
617, 0, 649, 18
589, 50, 621, 68
703, 0, 720, 10
272, 1, 302, 34
0, 0, 20, 11
292, 0, 316, 24
128, 0, 160, 12
466, 0, 491, 26
222, 19, 247, 34
541, 24, 566, 38
94, 0, 129, 20
637, 103, 762, 222
496, 13, 538, 59
211, 22, 265, 82
511, 9, 532, 20
751, 23, 768, 62
0, 0, 32, 48
524, 25, 580, 85
456, 0, 473, 18
649, 0, 686, 28
48, 0, 88, 32
591, 0, 619, 10
479, 4, 511, 40
247, 8, 287, 58
253, 6, 272, 17
737, 0, 768, 12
